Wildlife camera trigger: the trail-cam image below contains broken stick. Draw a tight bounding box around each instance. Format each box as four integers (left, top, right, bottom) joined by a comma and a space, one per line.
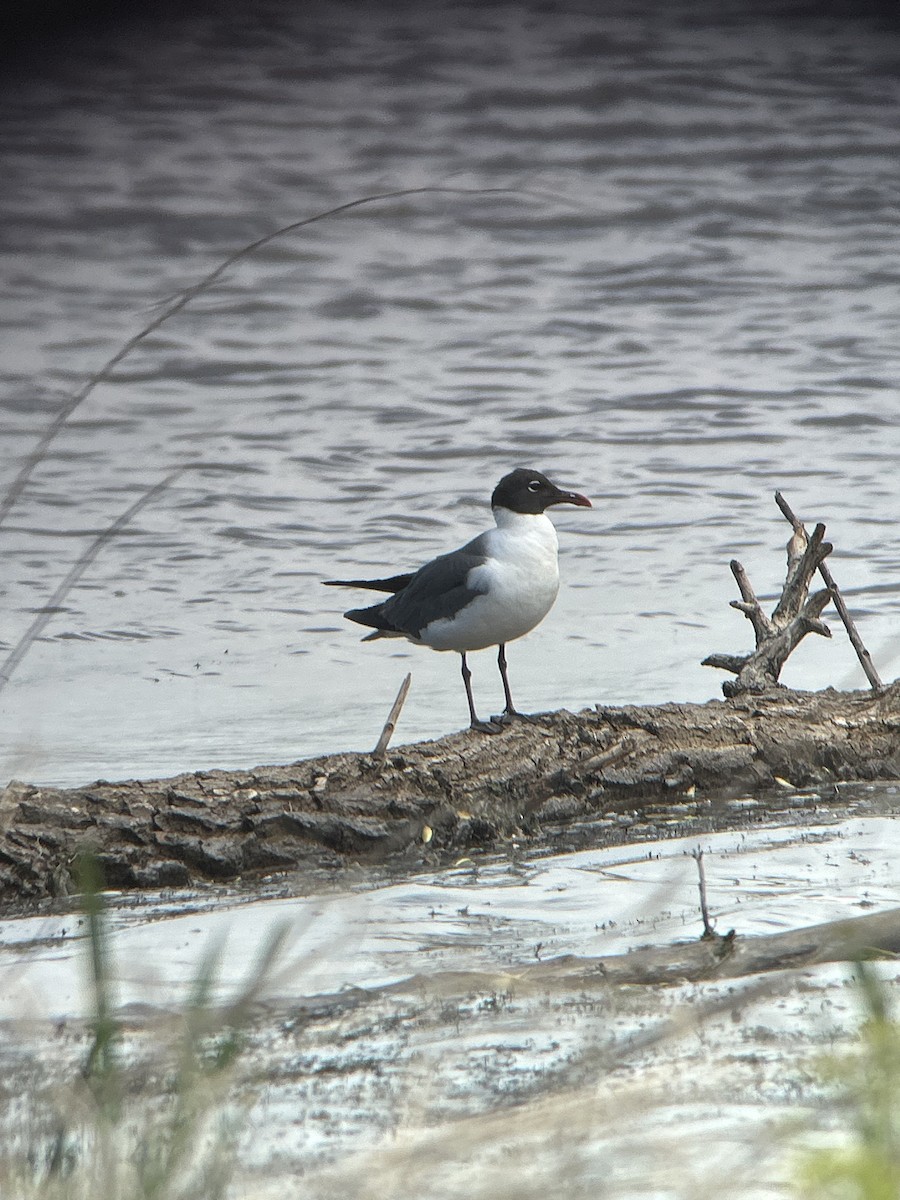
691, 848, 716, 939
774, 491, 883, 693
373, 673, 412, 758
691, 847, 735, 950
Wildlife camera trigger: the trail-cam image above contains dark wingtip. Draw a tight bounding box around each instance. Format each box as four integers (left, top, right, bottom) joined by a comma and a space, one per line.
324, 573, 415, 593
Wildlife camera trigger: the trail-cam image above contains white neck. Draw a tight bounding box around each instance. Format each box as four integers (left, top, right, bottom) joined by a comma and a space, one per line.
492, 505, 552, 531
490, 506, 559, 556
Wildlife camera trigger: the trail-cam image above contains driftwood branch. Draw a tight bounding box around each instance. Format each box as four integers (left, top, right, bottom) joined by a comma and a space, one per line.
775, 491, 883, 693
373, 674, 412, 758
701, 651, 747, 675
692, 848, 721, 941
275, 909, 900, 1030
704, 496, 838, 696
728, 560, 774, 643
376, 904, 900, 994
772, 521, 831, 626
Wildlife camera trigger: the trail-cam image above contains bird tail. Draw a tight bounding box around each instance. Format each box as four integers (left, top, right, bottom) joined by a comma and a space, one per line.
323, 573, 414, 594
344, 602, 403, 640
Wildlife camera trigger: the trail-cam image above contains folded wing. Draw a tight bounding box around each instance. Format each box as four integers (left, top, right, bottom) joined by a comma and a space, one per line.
338, 533, 491, 641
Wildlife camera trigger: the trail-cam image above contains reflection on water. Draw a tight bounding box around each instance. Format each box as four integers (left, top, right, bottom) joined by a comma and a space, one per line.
1, 0, 899, 787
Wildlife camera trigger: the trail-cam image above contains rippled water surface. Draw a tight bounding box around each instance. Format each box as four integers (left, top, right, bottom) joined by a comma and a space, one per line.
1, 0, 899, 786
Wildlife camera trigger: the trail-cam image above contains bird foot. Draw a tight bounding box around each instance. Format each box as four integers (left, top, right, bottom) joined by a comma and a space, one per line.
469, 718, 505, 735
493, 709, 535, 725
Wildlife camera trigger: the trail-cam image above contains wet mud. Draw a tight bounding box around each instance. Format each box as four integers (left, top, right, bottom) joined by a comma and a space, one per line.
5, 813, 900, 1198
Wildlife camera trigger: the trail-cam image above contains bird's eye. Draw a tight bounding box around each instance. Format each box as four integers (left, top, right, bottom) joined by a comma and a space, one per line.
527, 480, 543, 492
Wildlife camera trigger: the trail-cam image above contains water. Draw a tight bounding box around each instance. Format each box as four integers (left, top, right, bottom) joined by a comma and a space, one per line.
2, 810, 898, 1020
3, 808, 900, 1194
1, 0, 899, 788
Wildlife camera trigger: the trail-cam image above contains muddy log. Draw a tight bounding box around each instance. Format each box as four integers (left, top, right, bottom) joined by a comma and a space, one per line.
1, 683, 899, 908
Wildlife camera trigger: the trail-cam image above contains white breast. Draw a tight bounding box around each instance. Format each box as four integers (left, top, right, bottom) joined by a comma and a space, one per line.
421, 511, 561, 653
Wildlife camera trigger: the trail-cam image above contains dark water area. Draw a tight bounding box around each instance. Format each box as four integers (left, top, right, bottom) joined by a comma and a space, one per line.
1, 0, 899, 787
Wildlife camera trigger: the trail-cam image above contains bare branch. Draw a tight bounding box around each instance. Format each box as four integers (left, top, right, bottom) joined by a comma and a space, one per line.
729, 559, 774, 644
691, 848, 715, 940
800, 587, 836, 633
701, 652, 748, 674
373, 674, 412, 758
773, 523, 830, 627
775, 492, 883, 693
773, 489, 802, 530
705, 503, 840, 695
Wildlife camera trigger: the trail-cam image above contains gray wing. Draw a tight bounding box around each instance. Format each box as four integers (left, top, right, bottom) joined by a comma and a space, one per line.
380, 532, 491, 638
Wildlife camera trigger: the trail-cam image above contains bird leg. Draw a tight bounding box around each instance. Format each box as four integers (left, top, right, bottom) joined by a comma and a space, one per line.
461, 653, 502, 734
497, 643, 518, 716
495, 644, 534, 724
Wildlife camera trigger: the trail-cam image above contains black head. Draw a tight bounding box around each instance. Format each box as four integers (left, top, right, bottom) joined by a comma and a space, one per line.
490, 468, 592, 514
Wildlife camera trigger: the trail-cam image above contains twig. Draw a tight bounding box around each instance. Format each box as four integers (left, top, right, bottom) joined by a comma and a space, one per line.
774, 491, 883, 692
373, 674, 412, 758
701, 651, 748, 675
728, 559, 774, 644
0, 470, 183, 694
691, 848, 716, 940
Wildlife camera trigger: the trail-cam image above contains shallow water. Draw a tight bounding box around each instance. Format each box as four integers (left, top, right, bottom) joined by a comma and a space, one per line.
1, 0, 899, 788
2, 802, 900, 1195
2, 807, 899, 1020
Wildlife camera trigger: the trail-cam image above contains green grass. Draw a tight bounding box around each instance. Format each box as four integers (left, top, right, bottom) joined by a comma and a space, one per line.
796, 964, 900, 1200
0, 855, 288, 1200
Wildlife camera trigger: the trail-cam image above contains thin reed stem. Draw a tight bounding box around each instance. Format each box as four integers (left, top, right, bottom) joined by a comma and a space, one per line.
0, 185, 577, 528
0, 469, 183, 694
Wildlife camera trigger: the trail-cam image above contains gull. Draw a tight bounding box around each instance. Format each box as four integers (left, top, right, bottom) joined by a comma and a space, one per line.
326, 468, 591, 732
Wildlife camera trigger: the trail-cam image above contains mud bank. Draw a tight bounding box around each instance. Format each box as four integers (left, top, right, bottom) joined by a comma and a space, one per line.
1, 684, 898, 908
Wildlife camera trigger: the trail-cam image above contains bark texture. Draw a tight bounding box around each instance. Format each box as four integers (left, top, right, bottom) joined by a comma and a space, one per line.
1, 683, 898, 908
